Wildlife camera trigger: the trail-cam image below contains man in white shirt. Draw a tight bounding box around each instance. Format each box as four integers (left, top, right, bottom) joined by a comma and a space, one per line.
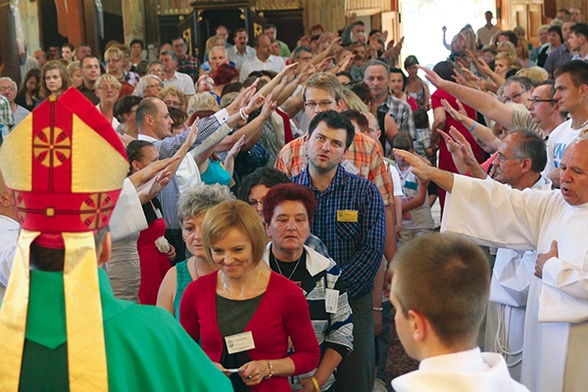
390, 232, 529, 392
227, 28, 256, 72
0, 171, 18, 301
240, 34, 285, 82
545, 60, 588, 186
568, 23, 588, 61
0, 77, 29, 129
159, 50, 195, 100
395, 137, 588, 392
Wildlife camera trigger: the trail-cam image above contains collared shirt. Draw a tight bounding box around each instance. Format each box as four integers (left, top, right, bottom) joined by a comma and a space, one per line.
239, 55, 286, 82
11, 105, 30, 129
263, 244, 352, 390
0, 95, 14, 139
275, 132, 392, 206
378, 94, 415, 136
544, 45, 572, 75
163, 71, 196, 96
176, 55, 200, 83
227, 45, 256, 72
291, 165, 385, 299
572, 53, 588, 61
0, 215, 19, 288
77, 84, 100, 105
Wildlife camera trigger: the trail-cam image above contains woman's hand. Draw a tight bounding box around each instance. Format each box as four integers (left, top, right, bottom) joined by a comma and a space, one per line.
239, 360, 270, 386
165, 244, 176, 262
298, 377, 319, 392
226, 135, 246, 159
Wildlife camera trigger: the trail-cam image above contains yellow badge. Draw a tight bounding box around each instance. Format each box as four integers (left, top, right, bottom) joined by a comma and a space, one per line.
337, 210, 358, 222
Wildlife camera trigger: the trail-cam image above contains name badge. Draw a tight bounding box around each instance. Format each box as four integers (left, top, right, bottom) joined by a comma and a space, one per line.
225, 331, 255, 354
337, 210, 358, 222
342, 160, 360, 175
325, 289, 339, 314
155, 208, 163, 219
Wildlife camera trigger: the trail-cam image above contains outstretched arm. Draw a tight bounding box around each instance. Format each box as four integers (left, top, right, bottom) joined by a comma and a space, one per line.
393, 149, 455, 192
420, 65, 514, 129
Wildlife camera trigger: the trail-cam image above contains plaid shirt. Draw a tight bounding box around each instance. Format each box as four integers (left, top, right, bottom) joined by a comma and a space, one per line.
177, 55, 200, 83
0, 95, 13, 144
275, 133, 392, 206
292, 165, 385, 299
378, 94, 415, 136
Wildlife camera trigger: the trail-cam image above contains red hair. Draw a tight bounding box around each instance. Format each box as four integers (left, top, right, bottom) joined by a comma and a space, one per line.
211, 63, 239, 85
262, 183, 317, 225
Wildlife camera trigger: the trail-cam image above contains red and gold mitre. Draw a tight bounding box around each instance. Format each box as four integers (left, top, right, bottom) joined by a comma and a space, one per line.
0, 87, 128, 243
0, 88, 129, 391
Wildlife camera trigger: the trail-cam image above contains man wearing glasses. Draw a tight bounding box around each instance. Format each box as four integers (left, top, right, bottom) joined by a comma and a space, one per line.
78, 56, 102, 105
171, 37, 200, 83
0, 77, 29, 128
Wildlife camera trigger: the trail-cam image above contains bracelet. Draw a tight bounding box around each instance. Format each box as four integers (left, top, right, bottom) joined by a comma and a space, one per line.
239, 107, 249, 121
373, 306, 383, 311
310, 376, 320, 392
264, 360, 273, 380
468, 122, 477, 133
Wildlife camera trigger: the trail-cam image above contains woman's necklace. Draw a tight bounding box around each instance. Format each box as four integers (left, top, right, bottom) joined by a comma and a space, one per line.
221, 267, 262, 300
273, 253, 303, 280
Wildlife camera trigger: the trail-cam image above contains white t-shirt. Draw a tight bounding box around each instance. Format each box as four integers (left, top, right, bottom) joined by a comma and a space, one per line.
544, 119, 581, 175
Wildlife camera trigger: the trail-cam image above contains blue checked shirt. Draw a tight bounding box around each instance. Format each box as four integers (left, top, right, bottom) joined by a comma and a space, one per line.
141, 109, 230, 159
292, 165, 385, 299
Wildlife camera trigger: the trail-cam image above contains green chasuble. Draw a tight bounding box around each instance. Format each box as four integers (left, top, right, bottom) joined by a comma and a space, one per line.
11, 269, 233, 391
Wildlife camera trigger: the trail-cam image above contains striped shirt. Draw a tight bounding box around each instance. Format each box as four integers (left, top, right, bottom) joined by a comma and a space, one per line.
264, 245, 353, 390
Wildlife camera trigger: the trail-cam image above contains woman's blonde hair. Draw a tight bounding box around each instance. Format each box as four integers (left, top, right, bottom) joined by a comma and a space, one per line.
201, 200, 267, 265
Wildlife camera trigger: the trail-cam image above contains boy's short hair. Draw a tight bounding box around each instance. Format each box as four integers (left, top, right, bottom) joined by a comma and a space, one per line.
392, 233, 490, 348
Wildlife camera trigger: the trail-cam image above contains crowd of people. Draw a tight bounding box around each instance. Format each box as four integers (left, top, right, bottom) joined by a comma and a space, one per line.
1, 5, 588, 392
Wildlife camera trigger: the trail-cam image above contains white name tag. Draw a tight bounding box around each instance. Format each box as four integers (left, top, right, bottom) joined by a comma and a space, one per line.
155, 208, 163, 219
225, 331, 256, 354
342, 160, 360, 175
325, 288, 339, 314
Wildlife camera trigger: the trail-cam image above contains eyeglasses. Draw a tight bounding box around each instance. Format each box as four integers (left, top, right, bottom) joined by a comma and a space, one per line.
501, 90, 527, 103
527, 98, 558, 104
106, 58, 121, 63
149, 70, 165, 76
304, 101, 336, 109
0, 86, 15, 92
97, 85, 120, 91
147, 83, 164, 89
495, 152, 521, 163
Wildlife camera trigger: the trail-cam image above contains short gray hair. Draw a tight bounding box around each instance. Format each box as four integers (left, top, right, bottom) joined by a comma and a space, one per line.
134, 74, 162, 98
0, 77, 17, 90
187, 92, 218, 116
177, 183, 235, 222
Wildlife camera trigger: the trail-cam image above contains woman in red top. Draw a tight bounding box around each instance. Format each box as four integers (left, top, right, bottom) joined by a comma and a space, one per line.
180, 200, 320, 391
431, 61, 487, 213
